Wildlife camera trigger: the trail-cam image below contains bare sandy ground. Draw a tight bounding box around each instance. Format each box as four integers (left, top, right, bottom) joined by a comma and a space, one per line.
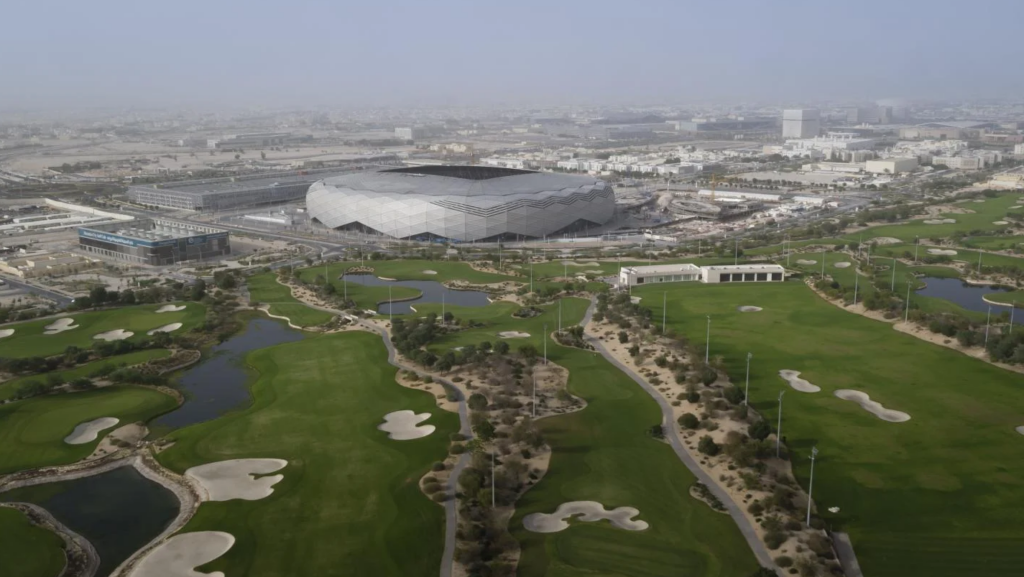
796, 259, 817, 265
498, 331, 531, 338
923, 218, 957, 224
834, 262, 851, 268
93, 329, 134, 341
523, 501, 648, 533
927, 249, 958, 255
834, 389, 910, 422
737, 306, 762, 312
88, 423, 146, 459
147, 323, 182, 335
379, 410, 435, 440
0, 328, 13, 339
423, 270, 438, 275
64, 417, 119, 444
130, 531, 234, 577
44, 317, 78, 334
185, 459, 288, 501
156, 304, 187, 313
994, 220, 1010, 225
778, 370, 821, 393
872, 237, 902, 245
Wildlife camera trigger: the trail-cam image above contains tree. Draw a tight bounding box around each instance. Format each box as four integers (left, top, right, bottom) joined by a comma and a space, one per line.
474, 419, 496, 441
190, 279, 206, 301
697, 435, 720, 456
618, 331, 629, 344
678, 413, 699, 429
468, 393, 489, 411
494, 341, 510, 355
724, 386, 745, 405
748, 419, 771, 441
517, 344, 538, 361
89, 286, 108, 305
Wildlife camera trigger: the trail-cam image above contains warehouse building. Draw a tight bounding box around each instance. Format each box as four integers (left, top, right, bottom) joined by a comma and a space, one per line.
618, 263, 785, 287
77, 219, 230, 265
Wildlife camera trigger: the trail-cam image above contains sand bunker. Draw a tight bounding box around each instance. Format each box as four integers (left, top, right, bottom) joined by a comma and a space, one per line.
130, 531, 234, 577
64, 417, 120, 445
779, 370, 821, 393
973, 199, 986, 203
44, 318, 79, 334
498, 331, 531, 338
923, 219, 957, 224
523, 501, 648, 533
156, 304, 187, 313
564, 261, 600, 267
185, 459, 288, 501
737, 306, 762, 312
796, 259, 817, 265
0, 329, 13, 339
1010, 205, 1022, 209
94, 329, 134, 341
927, 249, 958, 256
585, 269, 603, 274
834, 389, 910, 422
378, 410, 435, 440
872, 237, 902, 245
147, 323, 182, 335
1016, 426, 1024, 436
834, 262, 851, 268
993, 220, 1009, 225
422, 270, 438, 275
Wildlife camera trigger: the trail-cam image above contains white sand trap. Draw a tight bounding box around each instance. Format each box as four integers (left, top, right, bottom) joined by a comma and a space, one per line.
779, 370, 821, 393
498, 331, 531, 338
130, 531, 234, 577
796, 259, 817, 265
927, 249, 958, 256
378, 410, 435, 440
94, 329, 134, 341
422, 270, 438, 275
993, 220, 1009, 225
973, 199, 986, 203
147, 323, 183, 336
834, 262, 851, 268
156, 304, 187, 313
834, 389, 910, 422
873, 237, 902, 245
185, 459, 288, 501
630, 296, 642, 305
523, 501, 648, 533
585, 269, 603, 274
1016, 426, 1024, 436
564, 261, 600, 267
0, 329, 13, 339
923, 218, 957, 224
1010, 205, 1022, 209
44, 318, 79, 335
64, 417, 120, 445
738, 306, 762, 312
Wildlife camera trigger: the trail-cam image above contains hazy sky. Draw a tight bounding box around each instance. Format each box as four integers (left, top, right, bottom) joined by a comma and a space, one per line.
4, 0, 1023, 110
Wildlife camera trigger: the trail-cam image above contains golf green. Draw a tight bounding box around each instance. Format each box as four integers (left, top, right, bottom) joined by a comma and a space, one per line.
156, 331, 458, 576
0, 386, 178, 474
246, 273, 335, 327
638, 280, 1024, 577
0, 506, 65, 577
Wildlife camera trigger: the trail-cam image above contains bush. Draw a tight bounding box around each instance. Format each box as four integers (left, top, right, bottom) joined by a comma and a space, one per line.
697, 435, 720, 456
748, 419, 772, 441
467, 393, 488, 411
747, 502, 765, 516
678, 413, 699, 429
724, 386, 745, 405
687, 391, 700, 403
450, 444, 466, 455
431, 461, 446, 471
423, 482, 443, 494
775, 555, 794, 568
449, 433, 466, 442
618, 331, 629, 344
431, 492, 449, 502
764, 530, 788, 550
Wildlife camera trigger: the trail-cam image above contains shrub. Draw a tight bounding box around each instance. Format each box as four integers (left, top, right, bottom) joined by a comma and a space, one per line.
431, 461, 446, 471
431, 492, 449, 503
764, 530, 787, 550
467, 393, 489, 411
449, 433, 466, 442
697, 435, 720, 456
747, 502, 765, 516
724, 386, 745, 405
423, 482, 443, 494
450, 444, 466, 455
678, 413, 699, 429
748, 419, 772, 441
775, 555, 794, 568
618, 331, 629, 344
687, 391, 700, 403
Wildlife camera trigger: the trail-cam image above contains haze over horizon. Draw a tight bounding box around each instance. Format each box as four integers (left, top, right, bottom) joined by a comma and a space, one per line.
4, 0, 1024, 111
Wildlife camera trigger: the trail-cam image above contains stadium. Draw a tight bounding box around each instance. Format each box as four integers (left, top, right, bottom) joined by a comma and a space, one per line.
306, 165, 616, 242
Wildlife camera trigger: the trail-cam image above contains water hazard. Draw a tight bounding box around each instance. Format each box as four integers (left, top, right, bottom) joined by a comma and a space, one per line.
153, 317, 303, 429
342, 274, 491, 314
915, 277, 1012, 313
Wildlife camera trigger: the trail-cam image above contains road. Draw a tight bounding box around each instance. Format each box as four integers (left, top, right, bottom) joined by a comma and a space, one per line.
0, 275, 75, 307
579, 298, 777, 570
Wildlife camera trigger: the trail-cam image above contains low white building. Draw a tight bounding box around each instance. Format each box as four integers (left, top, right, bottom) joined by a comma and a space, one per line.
865, 158, 918, 174
618, 263, 785, 287
1015, 143, 1024, 155
697, 190, 782, 202
619, 264, 701, 287
700, 264, 785, 284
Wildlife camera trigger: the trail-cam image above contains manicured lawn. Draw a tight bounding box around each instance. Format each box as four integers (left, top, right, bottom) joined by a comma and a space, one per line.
294, 267, 420, 311
307, 259, 519, 284
848, 193, 1022, 243
156, 331, 458, 576
0, 303, 204, 359
639, 280, 1024, 577
0, 506, 65, 577
962, 235, 1024, 252
246, 273, 335, 327
871, 243, 1024, 272
0, 386, 178, 474
0, 348, 172, 401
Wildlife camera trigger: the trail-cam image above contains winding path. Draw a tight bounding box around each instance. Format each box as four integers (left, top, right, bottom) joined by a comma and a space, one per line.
579, 298, 775, 569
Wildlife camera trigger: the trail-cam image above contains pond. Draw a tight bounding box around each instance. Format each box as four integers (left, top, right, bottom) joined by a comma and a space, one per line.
915, 277, 1011, 313
0, 466, 180, 576
342, 274, 491, 314
153, 317, 303, 429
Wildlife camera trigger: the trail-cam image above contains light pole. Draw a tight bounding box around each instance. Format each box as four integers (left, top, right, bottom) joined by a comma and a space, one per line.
744, 352, 752, 406
776, 391, 785, 458
734, 237, 739, 265
853, 270, 859, 306
1011, 301, 1016, 332
558, 299, 562, 334
388, 285, 392, 324
530, 263, 534, 294
806, 446, 819, 526
543, 322, 547, 364
705, 315, 711, 363
978, 251, 983, 275
442, 292, 446, 327
985, 305, 992, 346
914, 236, 919, 264
820, 247, 825, 279
890, 258, 897, 292
662, 292, 667, 334
904, 281, 911, 323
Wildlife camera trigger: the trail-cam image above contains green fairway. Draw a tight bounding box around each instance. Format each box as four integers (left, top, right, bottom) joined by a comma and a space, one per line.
0, 349, 172, 402
308, 259, 518, 284
0, 303, 204, 359
638, 280, 1024, 577
871, 243, 1024, 272
962, 235, 1024, 252
246, 273, 335, 326
294, 267, 420, 311
849, 194, 1022, 243
156, 331, 458, 576
0, 507, 65, 577
0, 386, 177, 474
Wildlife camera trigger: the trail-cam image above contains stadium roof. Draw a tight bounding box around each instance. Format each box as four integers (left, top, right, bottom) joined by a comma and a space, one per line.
321, 166, 606, 198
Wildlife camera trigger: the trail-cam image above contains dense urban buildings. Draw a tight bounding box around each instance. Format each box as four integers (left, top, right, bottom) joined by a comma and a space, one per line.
77, 218, 230, 265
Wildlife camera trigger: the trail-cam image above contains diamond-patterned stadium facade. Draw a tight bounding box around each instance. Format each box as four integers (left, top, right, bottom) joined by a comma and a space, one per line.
306, 165, 616, 242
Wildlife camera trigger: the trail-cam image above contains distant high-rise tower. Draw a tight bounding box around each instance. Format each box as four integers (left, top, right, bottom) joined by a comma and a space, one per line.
782, 109, 821, 138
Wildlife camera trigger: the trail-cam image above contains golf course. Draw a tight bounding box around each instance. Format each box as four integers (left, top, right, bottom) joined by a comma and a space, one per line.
0, 348, 171, 402
0, 506, 66, 577
638, 279, 1024, 577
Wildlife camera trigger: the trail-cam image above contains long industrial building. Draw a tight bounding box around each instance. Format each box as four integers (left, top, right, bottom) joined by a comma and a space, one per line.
307, 165, 616, 242
618, 263, 785, 287
77, 218, 230, 265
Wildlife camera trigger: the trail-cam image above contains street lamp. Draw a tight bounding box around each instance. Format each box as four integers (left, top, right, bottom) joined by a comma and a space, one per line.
705, 315, 711, 363
388, 285, 392, 324
744, 352, 752, 406
662, 292, 667, 334
890, 258, 897, 291
776, 390, 785, 458
985, 305, 992, 346
806, 446, 819, 526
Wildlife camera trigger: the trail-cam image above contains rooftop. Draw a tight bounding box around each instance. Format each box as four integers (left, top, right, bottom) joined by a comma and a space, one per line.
621, 264, 701, 274
382, 165, 536, 180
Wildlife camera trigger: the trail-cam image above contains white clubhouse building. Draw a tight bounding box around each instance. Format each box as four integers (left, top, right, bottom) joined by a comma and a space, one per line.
618, 263, 785, 287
